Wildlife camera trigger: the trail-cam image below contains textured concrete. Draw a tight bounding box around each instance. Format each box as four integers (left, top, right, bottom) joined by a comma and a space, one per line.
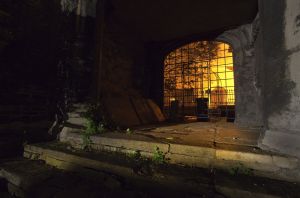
136, 120, 261, 147
217, 15, 263, 127
57, 127, 300, 182
20, 143, 300, 198
258, 0, 300, 159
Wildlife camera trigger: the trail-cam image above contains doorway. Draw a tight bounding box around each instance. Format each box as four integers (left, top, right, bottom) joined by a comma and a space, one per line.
163, 41, 235, 122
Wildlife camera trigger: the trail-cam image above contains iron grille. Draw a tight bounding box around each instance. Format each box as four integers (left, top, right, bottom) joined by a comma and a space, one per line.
164, 41, 235, 121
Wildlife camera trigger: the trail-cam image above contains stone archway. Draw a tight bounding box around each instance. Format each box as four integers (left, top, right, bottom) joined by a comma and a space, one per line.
163, 41, 235, 121
216, 14, 263, 127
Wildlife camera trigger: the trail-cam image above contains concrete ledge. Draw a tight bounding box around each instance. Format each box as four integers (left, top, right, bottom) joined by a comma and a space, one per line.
57, 131, 300, 182
24, 145, 135, 179
22, 143, 300, 198
259, 129, 300, 159
169, 144, 215, 158
92, 136, 170, 153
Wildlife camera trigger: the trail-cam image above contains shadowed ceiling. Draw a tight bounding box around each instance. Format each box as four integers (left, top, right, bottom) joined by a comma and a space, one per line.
110, 0, 258, 41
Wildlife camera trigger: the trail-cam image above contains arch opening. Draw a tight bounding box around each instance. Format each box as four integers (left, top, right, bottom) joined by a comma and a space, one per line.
163, 41, 235, 122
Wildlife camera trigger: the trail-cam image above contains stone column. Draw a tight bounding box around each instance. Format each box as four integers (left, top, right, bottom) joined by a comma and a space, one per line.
259, 0, 300, 158
217, 14, 263, 128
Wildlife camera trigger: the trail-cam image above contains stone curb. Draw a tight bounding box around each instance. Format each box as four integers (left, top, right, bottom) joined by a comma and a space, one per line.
22, 144, 300, 198
58, 131, 300, 182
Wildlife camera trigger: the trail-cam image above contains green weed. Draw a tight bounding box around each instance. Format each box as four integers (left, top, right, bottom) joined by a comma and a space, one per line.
127, 150, 142, 160
126, 128, 133, 135
229, 163, 253, 176
152, 146, 167, 164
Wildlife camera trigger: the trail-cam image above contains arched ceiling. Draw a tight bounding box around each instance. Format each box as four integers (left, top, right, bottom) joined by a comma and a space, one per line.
109, 0, 258, 42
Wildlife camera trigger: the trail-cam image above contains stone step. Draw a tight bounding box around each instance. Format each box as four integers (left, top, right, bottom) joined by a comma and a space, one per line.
1, 158, 216, 198
22, 142, 300, 198
58, 129, 300, 182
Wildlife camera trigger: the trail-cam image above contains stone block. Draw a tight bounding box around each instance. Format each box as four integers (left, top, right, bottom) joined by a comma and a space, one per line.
166, 153, 213, 168
71, 103, 87, 114
272, 156, 299, 169
66, 117, 86, 126
259, 129, 300, 159
169, 144, 215, 158
59, 127, 83, 144
92, 136, 169, 153
216, 150, 273, 165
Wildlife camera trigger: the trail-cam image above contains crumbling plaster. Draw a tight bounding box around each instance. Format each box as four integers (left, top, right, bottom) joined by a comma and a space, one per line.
259, 0, 300, 158
216, 15, 263, 127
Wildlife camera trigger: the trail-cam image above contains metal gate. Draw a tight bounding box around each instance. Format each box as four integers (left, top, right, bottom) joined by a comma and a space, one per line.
163, 41, 235, 121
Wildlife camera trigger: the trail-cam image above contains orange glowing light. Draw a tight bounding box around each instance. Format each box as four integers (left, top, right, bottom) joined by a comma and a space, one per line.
164, 41, 235, 109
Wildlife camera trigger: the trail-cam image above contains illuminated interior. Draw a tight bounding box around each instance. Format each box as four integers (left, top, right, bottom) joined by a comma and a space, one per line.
164, 41, 235, 120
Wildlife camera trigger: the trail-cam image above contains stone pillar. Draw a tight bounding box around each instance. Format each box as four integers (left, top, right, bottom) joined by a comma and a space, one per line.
259, 0, 300, 158
59, 0, 98, 128
217, 14, 263, 127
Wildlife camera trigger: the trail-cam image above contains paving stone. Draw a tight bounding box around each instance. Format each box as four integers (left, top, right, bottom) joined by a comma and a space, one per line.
56, 129, 300, 182
2, 156, 300, 198
169, 143, 215, 158
272, 155, 299, 169
0, 160, 53, 188
216, 150, 273, 165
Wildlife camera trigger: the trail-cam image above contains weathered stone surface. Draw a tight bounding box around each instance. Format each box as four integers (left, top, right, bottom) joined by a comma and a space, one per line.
29, 132, 300, 182
169, 144, 215, 158
0, 160, 55, 190
215, 150, 273, 165
166, 153, 213, 168
21, 142, 300, 198
217, 14, 263, 128
258, 0, 300, 159
66, 117, 86, 127
92, 136, 169, 153
272, 155, 299, 169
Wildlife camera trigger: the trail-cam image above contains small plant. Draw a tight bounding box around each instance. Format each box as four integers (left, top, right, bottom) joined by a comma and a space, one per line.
85, 118, 99, 134
127, 150, 142, 160
126, 128, 133, 135
81, 132, 93, 150
229, 163, 253, 176
81, 103, 108, 150
152, 146, 166, 164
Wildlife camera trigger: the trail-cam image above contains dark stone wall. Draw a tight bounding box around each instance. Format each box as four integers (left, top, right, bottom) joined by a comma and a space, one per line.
260, 0, 295, 118
258, 0, 300, 158
0, 0, 96, 156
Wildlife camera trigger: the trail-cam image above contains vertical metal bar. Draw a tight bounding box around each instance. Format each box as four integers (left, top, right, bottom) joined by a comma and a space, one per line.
224, 43, 228, 112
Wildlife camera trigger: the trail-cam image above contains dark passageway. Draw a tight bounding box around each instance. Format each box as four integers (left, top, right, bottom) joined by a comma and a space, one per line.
1, 0, 300, 197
